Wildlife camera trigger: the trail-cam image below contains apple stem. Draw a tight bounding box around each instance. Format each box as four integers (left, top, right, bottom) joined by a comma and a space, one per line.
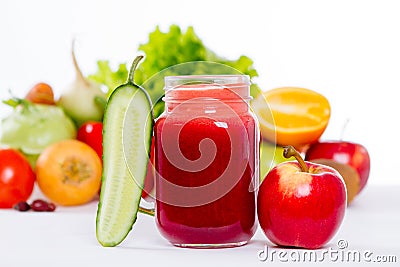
283, 145, 309, 173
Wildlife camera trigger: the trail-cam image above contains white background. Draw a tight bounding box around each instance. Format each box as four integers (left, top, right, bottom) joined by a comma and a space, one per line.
1, 0, 400, 185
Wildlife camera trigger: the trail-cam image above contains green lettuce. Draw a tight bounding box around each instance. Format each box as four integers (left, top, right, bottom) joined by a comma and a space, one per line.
88, 24, 261, 117
88, 61, 128, 98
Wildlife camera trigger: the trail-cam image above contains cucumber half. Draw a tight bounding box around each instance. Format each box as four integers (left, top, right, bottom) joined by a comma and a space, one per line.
96, 56, 153, 247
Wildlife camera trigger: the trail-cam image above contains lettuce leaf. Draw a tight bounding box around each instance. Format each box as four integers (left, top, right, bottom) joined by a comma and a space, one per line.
88, 61, 128, 97
88, 24, 261, 116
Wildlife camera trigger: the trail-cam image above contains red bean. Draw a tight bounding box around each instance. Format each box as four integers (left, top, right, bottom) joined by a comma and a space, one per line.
14, 199, 56, 212
13, 201, 31, 211
47, 202, 56, 212
31, 199, 51, 212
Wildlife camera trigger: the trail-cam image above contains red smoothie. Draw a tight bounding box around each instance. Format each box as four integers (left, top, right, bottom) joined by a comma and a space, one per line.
155, 76, 259, 247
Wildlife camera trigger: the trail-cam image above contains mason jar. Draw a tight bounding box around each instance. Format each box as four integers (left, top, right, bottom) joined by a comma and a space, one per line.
154, 75, 259, 248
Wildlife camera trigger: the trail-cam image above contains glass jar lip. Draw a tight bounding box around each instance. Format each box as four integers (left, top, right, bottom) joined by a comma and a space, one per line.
164, 75, 250, 91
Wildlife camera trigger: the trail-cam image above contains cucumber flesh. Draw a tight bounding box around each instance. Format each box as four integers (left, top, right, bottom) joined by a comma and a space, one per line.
96, 83, 153, 247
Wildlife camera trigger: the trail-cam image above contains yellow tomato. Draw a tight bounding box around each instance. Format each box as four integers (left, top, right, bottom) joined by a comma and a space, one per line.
36, 139, 102, 206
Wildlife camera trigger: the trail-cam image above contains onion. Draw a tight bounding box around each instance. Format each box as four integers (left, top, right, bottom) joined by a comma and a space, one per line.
58, 40, 106, 126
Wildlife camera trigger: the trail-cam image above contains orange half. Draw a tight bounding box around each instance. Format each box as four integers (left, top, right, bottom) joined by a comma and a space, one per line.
252, 87, 331, 147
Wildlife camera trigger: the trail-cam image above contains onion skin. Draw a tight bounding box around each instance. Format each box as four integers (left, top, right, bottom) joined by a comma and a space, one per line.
58, 79, 106, 126
58, 40, 107, 126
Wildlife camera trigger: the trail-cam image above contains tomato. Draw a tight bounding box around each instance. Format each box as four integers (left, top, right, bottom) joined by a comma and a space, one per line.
77, 121, 103, 161
36, 140, 102, 206
0, 149, 35, 208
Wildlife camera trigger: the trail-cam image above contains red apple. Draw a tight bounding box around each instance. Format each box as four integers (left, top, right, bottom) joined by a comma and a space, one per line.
257, 146, 347, 249
305, 141, 370, 192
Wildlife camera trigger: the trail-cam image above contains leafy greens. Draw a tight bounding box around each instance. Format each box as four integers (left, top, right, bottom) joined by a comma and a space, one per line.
88, 24, 260, 117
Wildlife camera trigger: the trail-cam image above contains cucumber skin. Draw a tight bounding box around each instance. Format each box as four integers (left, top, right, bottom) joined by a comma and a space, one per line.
96, 82, 153, 247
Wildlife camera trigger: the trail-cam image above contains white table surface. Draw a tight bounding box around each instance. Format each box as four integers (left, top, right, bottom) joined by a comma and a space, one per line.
1, 184, 399, 267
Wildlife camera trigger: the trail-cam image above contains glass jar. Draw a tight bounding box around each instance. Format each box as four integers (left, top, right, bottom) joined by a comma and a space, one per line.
154, 75, 259, 248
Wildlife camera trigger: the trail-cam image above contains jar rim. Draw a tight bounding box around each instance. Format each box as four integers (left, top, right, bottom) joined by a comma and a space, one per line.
164, 75, 250, 91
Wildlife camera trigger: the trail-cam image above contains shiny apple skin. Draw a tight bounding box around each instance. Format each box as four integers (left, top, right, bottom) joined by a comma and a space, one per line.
257, 161, 347, 249
305, 141, 370, 192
